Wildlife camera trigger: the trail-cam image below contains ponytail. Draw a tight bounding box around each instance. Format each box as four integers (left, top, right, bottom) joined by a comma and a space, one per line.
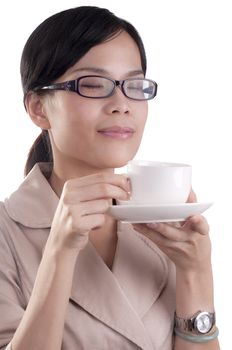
24, 130, 53, 176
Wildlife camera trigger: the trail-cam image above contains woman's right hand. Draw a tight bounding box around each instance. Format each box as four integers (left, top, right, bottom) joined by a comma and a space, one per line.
48, 173, 130, 252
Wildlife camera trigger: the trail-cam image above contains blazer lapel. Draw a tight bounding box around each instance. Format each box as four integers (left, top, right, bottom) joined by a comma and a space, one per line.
112, 223, 169, 318
70, 223, 169, 350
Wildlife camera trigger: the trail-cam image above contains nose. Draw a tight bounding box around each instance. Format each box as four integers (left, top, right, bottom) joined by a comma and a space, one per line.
105, 86, 131, 115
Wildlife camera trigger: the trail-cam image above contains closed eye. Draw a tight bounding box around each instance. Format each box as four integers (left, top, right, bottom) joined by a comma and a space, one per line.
80, 83, 104, 89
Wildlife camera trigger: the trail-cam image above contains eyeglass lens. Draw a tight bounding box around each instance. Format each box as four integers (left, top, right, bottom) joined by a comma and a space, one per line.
78, 76, 155, 100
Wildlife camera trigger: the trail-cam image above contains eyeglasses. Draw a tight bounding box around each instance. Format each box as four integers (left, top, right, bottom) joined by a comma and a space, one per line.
33, 75, 158, 101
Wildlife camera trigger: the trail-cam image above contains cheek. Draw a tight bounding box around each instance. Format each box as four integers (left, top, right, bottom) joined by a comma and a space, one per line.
47, 95, 86, 130
136, 102, 148, 130
49, 98, 97, 151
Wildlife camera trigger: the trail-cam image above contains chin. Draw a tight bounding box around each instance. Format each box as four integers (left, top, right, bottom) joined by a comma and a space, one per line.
89, 142, 141, 169
98, 152, 137, 169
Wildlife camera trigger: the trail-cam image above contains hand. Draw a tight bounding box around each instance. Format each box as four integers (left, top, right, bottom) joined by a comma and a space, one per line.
48, 173, 130, 252
132, 190, 212, 273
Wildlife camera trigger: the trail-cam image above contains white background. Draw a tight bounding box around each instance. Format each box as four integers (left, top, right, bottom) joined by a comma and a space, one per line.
0, 0, 231, 348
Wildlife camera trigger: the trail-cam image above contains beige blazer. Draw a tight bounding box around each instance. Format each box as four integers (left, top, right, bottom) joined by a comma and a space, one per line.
0, 163, 176, 350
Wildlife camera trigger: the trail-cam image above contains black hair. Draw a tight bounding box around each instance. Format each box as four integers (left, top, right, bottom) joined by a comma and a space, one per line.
21, 6, 147, 176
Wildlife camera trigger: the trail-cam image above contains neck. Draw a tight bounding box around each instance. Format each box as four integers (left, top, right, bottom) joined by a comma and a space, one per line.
89, 216, 118, 269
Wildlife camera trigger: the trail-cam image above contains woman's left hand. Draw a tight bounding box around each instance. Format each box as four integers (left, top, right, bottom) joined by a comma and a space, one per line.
132, 190, 212, 273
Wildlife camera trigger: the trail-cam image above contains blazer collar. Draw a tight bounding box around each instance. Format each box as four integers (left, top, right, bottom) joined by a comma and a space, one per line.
4, 162, 169, 349
4, 163, 58, 228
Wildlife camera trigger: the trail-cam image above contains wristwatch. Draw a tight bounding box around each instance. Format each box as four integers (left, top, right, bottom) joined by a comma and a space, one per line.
175, 311, 216, 335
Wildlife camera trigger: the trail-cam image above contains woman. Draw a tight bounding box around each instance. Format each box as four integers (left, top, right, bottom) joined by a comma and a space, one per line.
0, 6, 219, 350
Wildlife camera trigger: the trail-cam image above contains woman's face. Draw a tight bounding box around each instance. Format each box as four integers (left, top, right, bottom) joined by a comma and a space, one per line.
43, 31, 148, 171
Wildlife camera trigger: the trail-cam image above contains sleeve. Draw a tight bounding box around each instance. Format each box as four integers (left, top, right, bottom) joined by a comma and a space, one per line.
0, 229, 25, 349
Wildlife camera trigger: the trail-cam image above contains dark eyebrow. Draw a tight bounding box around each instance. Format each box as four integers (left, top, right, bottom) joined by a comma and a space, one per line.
70, 67, 144, 77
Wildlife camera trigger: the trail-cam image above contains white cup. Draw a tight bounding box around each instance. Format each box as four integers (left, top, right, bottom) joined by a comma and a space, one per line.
123, 160, 192, 205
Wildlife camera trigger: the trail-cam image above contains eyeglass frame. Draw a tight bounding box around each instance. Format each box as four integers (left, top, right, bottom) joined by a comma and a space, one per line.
33, 75, 158, 101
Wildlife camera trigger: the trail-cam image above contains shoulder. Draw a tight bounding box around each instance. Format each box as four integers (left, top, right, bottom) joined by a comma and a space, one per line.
0, 163, 58, 228
0, 201, 24, 262
0, 201, 15, 240
0, 201, 20, 281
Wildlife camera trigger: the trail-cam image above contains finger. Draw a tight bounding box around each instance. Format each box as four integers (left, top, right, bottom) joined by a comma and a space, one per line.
187, 189, 197, 203
63, 182, 129, 203
64, 173, 130, 192
73, 213, 106, 233
132, 223, 170, 246
182, 215, 209, 235
133, 222, 188, 242
79, 199, 110, 216
145, 222, 189, 241
166, 221, 183, 228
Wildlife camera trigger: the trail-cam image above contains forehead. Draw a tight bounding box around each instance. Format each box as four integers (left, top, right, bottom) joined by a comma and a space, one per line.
63, 31, 142, 80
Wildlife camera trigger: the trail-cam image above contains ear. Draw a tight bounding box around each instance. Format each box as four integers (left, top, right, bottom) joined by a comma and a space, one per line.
25, 92, 51, 130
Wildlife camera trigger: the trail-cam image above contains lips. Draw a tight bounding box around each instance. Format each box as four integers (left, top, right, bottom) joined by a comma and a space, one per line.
97, 126, 135, 139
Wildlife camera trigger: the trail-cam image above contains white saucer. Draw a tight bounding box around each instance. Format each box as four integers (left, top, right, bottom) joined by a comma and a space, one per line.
108, 202, 213, 223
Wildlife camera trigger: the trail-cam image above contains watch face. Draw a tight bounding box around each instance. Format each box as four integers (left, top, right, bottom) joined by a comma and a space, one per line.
195, 312, 212, 334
